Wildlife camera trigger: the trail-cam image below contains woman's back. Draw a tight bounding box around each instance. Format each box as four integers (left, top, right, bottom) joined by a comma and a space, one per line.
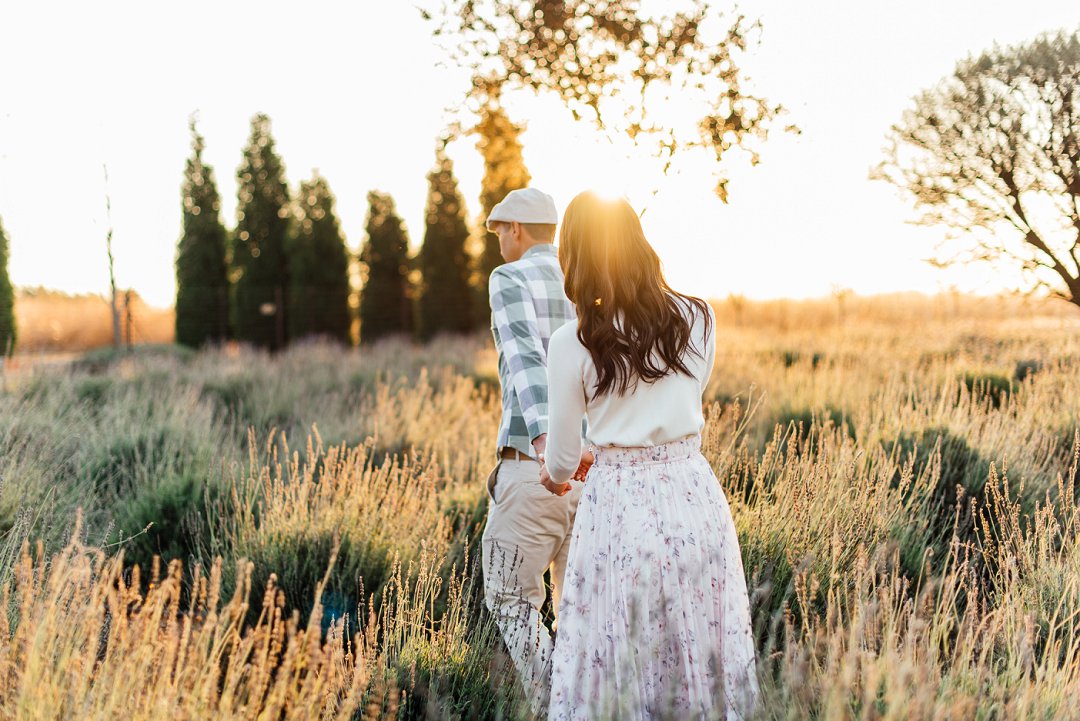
546, 295, 716, 454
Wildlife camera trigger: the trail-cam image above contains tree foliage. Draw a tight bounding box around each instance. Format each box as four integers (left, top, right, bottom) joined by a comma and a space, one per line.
359, 191, 413, 344
0, 215, 14, 356
425, 0, 783, 198
287, 173, 352, 344
232, 114, 291, 350
474, 105, 530, 321
175, 119, 229, 348
877, 29, 1080, 305
418, 151, 474, 339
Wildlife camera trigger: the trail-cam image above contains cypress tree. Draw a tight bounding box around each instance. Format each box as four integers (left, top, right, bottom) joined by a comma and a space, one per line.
286, 173, 351, 344
418, 150, 473, 340
475, 105, 530, 313
0, 215, 14, 356
175, 119, 229, 347
359, 191, 412, 343
231, 113, 291, 350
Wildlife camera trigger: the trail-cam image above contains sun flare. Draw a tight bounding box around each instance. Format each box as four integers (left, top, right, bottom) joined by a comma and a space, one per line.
586, 179, 630, 203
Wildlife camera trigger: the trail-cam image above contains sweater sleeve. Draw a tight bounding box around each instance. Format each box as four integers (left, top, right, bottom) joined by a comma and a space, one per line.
700, 303, 716, 394
544, 325, 587, 484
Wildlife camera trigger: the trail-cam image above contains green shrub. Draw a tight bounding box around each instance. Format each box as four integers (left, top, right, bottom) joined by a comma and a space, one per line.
961, 371, 1013, 409
469, 370, 500, 396
1052, 426, 1080, 479
82, 427, 176, 493
200, 374, 256, 419
348, 370, 379, 395
378, 553, 523, 721
71, 346, 130, 374
108, 469, 225, 577
884, 427, 989, 581
769, 405, 853, 456
74, 376, 113, 406
72, 344, 195, 374
917, 349, 959, 367
1014, 359, 1043, 383
778, 350, 824, 369
200, 373, 296, 432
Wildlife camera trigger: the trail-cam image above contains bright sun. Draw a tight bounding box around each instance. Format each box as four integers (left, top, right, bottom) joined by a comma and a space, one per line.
581, 161, 635, 203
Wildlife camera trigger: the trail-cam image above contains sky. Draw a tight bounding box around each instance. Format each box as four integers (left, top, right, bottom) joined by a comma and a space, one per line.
1, 1, 1078, 308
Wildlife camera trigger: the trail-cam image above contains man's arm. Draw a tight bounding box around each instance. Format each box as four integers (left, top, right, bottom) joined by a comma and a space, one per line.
489, 267, 550, 449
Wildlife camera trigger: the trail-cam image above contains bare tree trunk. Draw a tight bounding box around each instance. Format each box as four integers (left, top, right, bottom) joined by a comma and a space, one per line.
103, 164, 121, 349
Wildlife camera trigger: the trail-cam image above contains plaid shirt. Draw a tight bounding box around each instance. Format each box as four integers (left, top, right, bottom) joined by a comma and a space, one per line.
489, 243, 576, 458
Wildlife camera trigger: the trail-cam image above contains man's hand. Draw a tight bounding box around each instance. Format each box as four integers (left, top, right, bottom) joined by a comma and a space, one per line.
531, 433, 547, 459
540, 462, 571, 496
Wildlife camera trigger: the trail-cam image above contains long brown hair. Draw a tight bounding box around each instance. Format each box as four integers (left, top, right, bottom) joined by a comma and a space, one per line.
558, 191, 712, 399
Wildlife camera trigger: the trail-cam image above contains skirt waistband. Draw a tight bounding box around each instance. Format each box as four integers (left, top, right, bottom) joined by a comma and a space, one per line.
590, 434, 702, 466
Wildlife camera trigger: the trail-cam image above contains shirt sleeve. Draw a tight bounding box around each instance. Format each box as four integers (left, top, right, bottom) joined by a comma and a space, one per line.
545, 326, 587, 484
489, 267, 550, 442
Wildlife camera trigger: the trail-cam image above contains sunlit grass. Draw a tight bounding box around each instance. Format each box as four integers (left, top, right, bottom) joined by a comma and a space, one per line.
0, 298, 1079, 718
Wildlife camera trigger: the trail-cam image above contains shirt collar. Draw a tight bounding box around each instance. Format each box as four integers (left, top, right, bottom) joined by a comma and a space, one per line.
522, 243, 557, 259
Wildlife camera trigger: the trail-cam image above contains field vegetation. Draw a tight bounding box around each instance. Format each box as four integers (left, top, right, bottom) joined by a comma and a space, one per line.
1, 293, 1079, 719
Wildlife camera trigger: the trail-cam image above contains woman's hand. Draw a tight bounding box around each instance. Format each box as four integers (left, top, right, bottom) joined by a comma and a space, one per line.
539, 462, 571, 496
540, 447, 595, 496
572, 448, 595, 481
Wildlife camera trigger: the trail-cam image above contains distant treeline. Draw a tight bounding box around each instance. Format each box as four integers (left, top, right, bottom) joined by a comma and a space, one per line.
176, 108, 530, 350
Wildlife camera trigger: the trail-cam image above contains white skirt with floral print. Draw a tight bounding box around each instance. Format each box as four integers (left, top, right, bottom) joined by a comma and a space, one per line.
548, 434, 759, 721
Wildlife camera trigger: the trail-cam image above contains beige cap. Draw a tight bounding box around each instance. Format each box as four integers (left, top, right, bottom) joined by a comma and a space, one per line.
486, 188, 559, 230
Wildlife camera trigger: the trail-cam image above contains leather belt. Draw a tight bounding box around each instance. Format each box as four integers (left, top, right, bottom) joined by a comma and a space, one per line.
500, 447, 538, 462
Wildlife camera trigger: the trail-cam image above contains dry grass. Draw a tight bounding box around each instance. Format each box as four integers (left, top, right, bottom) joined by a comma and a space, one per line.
0, 296, 1078, 718
13, 288, 173, 353
713, 290, 1078, 332
11, 287, 1077, 354
0, 513, 378, 720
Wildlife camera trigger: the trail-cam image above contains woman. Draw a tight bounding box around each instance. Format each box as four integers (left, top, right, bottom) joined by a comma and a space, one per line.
539, 191, 758, 720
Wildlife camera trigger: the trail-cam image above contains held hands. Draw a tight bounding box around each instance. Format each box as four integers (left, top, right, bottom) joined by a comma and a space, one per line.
538, 462, 567, 496
539, 448, 596, 496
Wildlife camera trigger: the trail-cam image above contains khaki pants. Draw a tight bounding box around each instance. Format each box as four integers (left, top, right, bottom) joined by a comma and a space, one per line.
481, 458, 583, 719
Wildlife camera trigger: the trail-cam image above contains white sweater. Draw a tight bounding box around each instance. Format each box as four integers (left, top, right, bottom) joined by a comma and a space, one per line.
544, 298, 716, 484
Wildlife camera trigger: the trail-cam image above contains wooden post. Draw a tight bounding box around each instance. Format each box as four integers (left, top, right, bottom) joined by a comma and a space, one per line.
103, 164, 121, 349
124, 289, 134, 347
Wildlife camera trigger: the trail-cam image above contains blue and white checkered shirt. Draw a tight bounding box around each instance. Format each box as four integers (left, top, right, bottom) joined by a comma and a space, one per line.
489, 243, 576, 458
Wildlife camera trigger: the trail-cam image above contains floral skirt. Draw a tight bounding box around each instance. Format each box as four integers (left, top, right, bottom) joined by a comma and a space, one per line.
548, 434, 758, 721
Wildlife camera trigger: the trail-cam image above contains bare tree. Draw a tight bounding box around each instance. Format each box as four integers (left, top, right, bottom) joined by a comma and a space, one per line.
424, 0, 787, 200
876, 29, 1080, 306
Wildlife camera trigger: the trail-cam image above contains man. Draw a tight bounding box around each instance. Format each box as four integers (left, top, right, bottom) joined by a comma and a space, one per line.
482, 187, 582, 718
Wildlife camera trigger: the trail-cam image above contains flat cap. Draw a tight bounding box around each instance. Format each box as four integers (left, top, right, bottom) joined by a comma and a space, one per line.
486, 188, 558, 230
